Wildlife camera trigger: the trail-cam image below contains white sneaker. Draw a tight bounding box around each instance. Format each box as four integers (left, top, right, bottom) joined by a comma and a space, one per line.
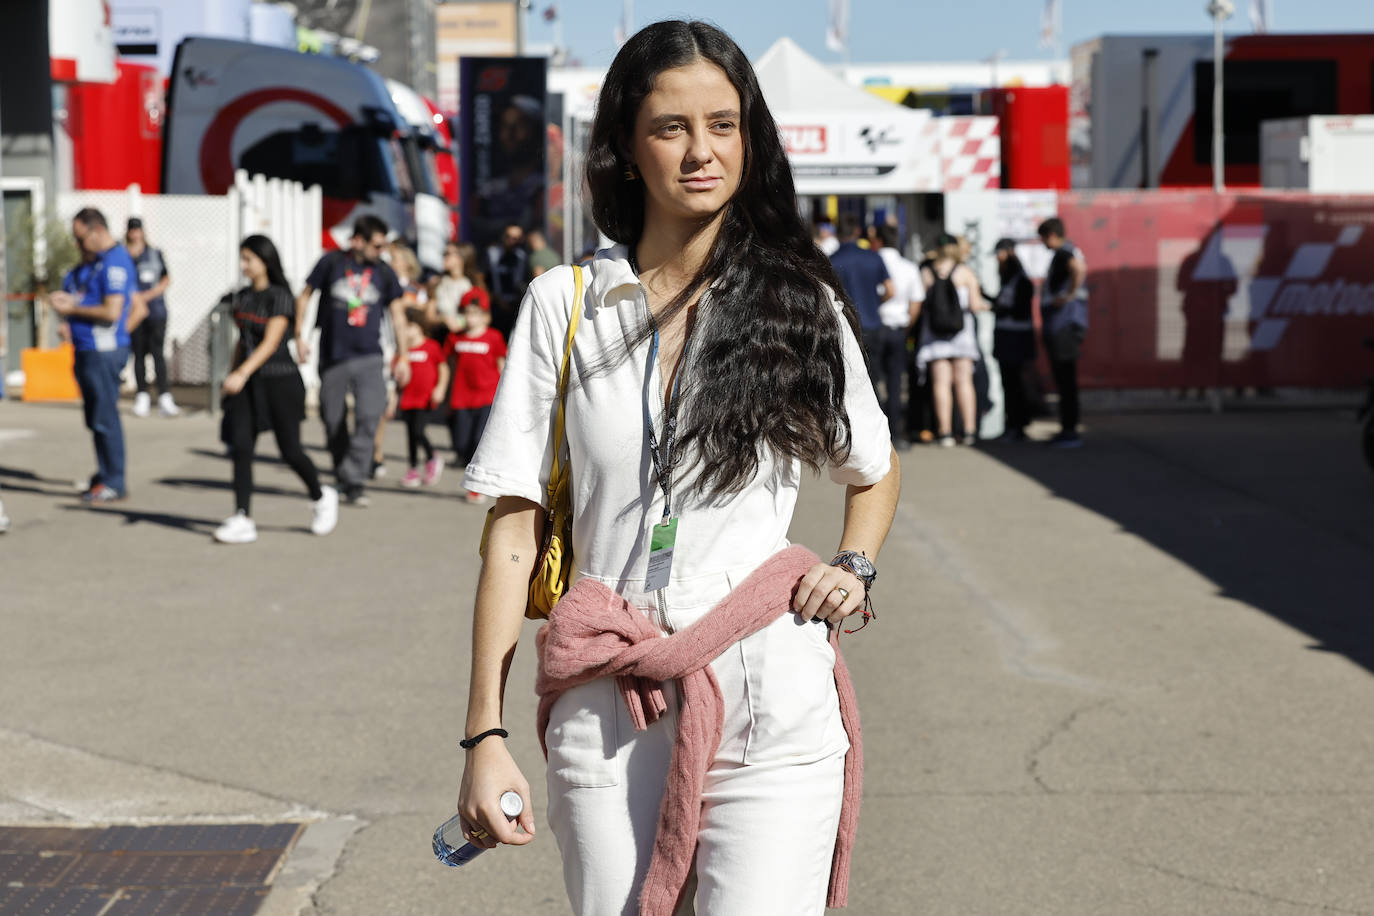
132, 391, 151, 417
311, 485, 339, 536
938, 436, 956, 448
158, 392, 180, 417
214, 512, 258, 544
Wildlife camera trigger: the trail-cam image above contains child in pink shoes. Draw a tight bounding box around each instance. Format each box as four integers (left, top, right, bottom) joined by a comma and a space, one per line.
396, 312, 448, 489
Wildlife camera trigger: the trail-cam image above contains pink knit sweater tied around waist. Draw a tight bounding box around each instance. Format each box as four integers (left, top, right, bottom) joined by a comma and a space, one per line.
534, 545, 863, 916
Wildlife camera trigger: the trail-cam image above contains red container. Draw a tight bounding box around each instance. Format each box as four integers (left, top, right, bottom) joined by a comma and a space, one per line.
66, 61, 164, 192
988, 86, 1070, 191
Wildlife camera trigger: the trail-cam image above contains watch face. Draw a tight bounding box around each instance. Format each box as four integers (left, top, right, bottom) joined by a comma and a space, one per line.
850, 556, 876, 578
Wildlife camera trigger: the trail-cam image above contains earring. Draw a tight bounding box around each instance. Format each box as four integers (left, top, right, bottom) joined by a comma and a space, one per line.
622, 164, 637, 182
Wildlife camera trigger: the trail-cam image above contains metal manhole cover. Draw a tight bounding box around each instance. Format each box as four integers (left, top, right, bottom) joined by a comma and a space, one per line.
0, 823, 302, 916
103, 887, 273, 916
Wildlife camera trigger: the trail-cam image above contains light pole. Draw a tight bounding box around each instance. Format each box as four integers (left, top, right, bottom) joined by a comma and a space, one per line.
1207, 0, 1235, 192
985, 49, 1007, 89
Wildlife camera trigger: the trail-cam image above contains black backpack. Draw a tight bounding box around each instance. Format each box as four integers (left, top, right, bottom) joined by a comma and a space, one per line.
925, 268, 964, 337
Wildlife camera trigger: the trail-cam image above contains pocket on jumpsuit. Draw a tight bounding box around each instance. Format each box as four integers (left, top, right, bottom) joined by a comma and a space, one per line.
545, 678, 621, 788
741, 613, 840, 764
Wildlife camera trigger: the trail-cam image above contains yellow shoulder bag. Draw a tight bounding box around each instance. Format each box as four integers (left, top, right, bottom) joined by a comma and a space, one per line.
478, 265, 583, 619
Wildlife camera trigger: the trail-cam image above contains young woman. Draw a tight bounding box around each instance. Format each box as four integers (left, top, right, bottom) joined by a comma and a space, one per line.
369, 242, 427, 480
916, 233, 989, 447
215, 236, 337, 544
454, 21, 900, 915
427, 241, 484, 335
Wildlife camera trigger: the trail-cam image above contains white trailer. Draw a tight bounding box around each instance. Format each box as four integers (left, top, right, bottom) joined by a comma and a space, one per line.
1261, 116, 1374, 193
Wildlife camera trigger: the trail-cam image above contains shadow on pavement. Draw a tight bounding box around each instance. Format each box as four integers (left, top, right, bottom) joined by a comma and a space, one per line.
60, 504, 221, 534
977, 412, 1374, 674
61, 504, 303, 537
0, 465, 81, 499
157, 476, 311, 500
187, 446, 424, 468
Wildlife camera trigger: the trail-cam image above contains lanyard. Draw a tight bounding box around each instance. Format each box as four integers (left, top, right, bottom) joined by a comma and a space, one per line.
644, 323, 693, 524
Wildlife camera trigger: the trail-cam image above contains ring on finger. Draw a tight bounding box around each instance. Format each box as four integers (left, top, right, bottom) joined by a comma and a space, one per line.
469, 825, 489, 840
833, 586, 850, 601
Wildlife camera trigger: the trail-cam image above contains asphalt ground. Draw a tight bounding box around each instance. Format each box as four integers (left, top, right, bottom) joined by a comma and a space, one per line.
2, 397, 1373, 915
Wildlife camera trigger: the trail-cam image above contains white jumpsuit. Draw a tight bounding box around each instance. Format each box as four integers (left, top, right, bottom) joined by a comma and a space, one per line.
465, 248, 892, 915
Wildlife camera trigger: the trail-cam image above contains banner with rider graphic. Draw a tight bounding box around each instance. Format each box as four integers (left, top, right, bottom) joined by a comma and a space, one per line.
1059, 191, 1374, 389
458, 56, 547, 251
949, 189, 1374, 390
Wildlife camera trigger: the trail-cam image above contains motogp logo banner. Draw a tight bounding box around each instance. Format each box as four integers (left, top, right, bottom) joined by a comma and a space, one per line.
1061, 191, 1374, 390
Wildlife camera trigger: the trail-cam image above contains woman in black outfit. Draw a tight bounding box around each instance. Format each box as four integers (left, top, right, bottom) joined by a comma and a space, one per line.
992, 238, 1037, 440
215, 235, 338, 544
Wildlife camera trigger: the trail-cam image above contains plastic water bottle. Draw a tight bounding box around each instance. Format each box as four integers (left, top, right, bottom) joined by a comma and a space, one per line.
433, 791, 524, 867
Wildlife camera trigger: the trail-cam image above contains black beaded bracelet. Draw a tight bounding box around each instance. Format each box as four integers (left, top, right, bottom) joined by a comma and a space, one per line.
459, 727, 509, 750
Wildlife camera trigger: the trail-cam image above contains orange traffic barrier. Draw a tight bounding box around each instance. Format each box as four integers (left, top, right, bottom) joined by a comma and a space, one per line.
21, 344, 81, 402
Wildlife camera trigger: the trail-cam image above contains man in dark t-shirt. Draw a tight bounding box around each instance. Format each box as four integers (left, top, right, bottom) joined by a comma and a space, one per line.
828, 213, 893, 389
484, 223, 530, 337
296, 215, 410, 504
1038, 216, 1088, 448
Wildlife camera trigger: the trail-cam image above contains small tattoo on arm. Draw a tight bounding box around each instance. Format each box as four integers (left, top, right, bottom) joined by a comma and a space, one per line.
510, 553, 521, 563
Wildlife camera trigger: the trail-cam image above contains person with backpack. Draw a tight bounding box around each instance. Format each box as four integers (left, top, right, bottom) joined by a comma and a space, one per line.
992, 238, 1037, 441
1038, 217, 1089, 448
916, 233, 988, 447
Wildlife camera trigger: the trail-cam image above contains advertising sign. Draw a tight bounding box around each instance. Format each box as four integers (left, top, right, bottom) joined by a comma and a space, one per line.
950, 189, 1374, 390
459, 56, 547, 250
779, 109, 937, 195
436, 2, 518, 112
1061, 191, 1374, 389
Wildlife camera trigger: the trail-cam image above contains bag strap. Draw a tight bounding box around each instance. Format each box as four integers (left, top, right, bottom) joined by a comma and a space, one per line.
545, 266, 584, 506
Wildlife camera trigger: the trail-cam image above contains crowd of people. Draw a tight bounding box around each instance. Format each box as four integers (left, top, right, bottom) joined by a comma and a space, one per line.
10, 192, 1089, 545
19, 209, 543, 544
819, 214, 1089, 450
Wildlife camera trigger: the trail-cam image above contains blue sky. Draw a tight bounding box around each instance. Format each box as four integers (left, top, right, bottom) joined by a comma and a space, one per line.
525, 0, 1374, 67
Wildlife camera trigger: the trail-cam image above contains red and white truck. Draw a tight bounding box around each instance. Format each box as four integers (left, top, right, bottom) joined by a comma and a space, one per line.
1072, 33, 1374, 189
161, 37, 448, 266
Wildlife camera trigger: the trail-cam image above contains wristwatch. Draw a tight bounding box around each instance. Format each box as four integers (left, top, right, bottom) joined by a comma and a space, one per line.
830, 551, 877, 590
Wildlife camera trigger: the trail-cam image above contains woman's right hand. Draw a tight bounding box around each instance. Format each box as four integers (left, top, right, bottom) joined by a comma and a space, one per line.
456, 738, 536, 849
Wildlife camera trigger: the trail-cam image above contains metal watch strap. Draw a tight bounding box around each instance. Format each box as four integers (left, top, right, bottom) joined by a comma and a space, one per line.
830, 550, 877, 589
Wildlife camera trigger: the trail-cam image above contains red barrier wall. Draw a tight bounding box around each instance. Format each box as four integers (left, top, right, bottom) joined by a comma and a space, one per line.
1057, 191, 1374, 389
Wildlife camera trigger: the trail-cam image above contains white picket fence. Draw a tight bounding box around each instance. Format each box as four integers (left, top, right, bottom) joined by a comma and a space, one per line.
55, 172, 322, 386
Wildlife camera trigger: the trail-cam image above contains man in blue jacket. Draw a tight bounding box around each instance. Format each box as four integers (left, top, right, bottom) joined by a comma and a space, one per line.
828, 213, 894, 387
49, 208, 145, 502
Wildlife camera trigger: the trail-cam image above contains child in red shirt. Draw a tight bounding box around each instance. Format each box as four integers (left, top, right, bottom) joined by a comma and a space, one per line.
443, 288, 506, 503
397, 313, 449, 488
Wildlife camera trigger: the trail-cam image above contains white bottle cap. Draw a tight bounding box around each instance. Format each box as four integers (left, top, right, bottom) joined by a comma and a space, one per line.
499, 791, 524, 818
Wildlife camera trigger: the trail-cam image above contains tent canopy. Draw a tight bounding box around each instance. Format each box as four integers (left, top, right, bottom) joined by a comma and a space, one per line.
752, 37, 938, 195
754, 37, 904, 114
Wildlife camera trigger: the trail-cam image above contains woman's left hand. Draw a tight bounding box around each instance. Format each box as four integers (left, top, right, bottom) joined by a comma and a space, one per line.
221, 370, 247, 396
793, 562, 866, 626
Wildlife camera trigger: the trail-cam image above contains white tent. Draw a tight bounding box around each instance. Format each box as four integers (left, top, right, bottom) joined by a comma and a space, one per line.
753, 37, 938, 195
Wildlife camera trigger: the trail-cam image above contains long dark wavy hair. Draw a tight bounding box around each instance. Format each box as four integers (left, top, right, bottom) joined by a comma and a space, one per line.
241, 234, 291, 292
585, 20, 862, 501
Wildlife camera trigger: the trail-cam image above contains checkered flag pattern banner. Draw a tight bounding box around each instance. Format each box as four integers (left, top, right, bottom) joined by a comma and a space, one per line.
928, 117, 1003, 192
